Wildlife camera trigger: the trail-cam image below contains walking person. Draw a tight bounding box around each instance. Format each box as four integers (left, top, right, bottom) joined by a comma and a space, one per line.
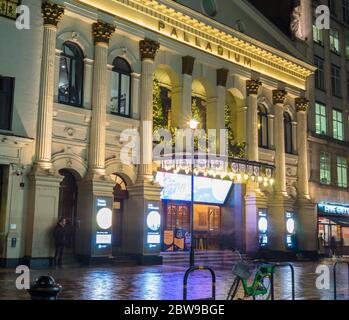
330, 235, 336, 258
53, 218, 66, 266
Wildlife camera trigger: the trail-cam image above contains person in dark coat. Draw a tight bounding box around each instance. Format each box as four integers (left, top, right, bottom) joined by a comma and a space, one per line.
53, 218, 66, 266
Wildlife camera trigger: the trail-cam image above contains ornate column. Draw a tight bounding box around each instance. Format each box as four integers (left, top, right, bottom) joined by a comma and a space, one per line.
88, 21, 115, 177
246, 79, 262, 162
35, 1, 64, 170
181, 56, 195, 127
273, 89, 288, 195
216, 69, 228, 150
138, 39, 160, 181
295, 98, 310, 199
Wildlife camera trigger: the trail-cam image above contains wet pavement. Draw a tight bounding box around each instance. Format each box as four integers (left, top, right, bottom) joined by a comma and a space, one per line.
0, 260, 348, 300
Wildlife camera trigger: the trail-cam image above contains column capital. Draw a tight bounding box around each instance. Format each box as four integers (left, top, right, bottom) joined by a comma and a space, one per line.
92, 21, 116, 45
272, 89, 287, 104
139, 39, 160, 61
295, 97, 309, 112
182, 56, 196, 75
42, 1, 64, 27
217, 68, 229, 87
246, 79, 262, 96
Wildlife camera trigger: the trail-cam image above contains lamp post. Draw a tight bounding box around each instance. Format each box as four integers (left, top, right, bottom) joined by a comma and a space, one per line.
189, 119, 199, 267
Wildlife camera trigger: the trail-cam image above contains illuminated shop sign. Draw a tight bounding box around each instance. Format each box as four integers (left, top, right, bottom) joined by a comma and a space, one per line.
318, 203, 349, 216
258, 209, 268, 247
155, 172, 232, 205
145, 202, 161, 252
95, 197, 112, 250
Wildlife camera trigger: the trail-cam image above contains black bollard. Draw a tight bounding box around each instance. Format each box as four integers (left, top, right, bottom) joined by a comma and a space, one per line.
27, 276, 62, 300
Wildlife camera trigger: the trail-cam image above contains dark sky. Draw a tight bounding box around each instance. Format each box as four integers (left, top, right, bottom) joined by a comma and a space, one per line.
247, 0, 296, 37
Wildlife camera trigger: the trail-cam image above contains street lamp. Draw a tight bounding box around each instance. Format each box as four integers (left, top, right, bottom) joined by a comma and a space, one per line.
188, 119, 199, 267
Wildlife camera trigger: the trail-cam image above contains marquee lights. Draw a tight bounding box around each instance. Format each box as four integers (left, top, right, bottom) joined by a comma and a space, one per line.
159, 158, 274, 187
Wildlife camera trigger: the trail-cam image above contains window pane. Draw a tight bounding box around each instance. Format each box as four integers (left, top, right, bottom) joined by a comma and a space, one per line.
110, 71, 119, 114
315, 103, 327, 135
58, 56, 71, 104
333, 110, 344, 140
320, 152, 331, 185
120, 74, 130, 116
337, 156, 348, 188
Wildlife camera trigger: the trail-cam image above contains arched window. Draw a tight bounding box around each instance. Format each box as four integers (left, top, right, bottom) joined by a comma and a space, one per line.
58, 42, 84, 107
110, 57, 132, 117
284, 112, 293, 154
258, 105, 269, 148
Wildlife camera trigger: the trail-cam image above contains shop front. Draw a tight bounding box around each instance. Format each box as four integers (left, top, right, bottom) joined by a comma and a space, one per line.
317, 203, 349, 256
156, 171, 233, 252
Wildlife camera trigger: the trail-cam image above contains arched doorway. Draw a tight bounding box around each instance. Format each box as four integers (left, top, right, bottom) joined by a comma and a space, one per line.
58, 169, 78, 253
111, 174, 128, 255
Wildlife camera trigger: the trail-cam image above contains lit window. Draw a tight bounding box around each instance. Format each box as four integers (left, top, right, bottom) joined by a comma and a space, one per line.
110, 57, 132, 117
330, 29, 340, 53
315, 102, 327, 135
58, 42, 84, 107
0, 0, 19, 20
337, 156, 348, 188
313, 25, 323, 44
320, 152, 331, 185
333, 109, 344, 141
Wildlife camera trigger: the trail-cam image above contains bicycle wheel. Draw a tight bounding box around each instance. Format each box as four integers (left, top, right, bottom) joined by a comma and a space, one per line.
255, 275, 272, 300
226, 277, 246, 300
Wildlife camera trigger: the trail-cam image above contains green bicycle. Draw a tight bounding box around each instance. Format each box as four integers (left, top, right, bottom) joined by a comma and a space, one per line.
226, 251, 274, 300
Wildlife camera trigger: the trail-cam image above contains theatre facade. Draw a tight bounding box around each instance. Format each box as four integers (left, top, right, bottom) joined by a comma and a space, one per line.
0, 0, 316, 267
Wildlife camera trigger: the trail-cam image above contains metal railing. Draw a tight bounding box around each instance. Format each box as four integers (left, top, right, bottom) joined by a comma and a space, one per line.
183, 266, 216, 300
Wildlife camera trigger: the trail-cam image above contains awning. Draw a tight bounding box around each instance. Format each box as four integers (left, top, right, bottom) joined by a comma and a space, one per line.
328, 216, 349, 227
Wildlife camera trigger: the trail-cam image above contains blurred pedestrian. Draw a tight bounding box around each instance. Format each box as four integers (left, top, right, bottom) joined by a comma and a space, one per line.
53, 218, 66, 266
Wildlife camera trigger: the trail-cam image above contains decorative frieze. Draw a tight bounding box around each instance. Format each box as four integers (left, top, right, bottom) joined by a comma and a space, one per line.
92, 21, 116, 45
42, 1, 64, 26
217, 68, 229, 87
272, 90, 287, 105
295, 97, 309, 112
139, 39, 160, 61
246, 79, 262, 96
182, 56, 196, 75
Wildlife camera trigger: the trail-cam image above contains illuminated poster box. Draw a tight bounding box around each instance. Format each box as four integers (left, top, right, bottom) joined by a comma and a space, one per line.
156, 172, 232, 205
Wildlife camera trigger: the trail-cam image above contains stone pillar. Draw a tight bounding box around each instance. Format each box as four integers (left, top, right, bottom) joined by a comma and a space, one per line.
35, 1, 64, 171
181, 56, 195, 127
295, 98, 317, 255
89, 21, 116, 177
73, 21, 116, 263
273, 90, 288, 195
121, 39, 162, 265
138, 39, 160, 181
246, 80, 262, 162
268, 90, 288, 253
25, 2, 65, 267
295, 98, 309, 199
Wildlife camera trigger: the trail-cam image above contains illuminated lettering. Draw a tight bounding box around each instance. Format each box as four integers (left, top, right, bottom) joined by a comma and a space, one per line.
217, 45, 224, 56
170, 27, 178, 38
158, 20, 165, 31
206, 42, 212, 52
